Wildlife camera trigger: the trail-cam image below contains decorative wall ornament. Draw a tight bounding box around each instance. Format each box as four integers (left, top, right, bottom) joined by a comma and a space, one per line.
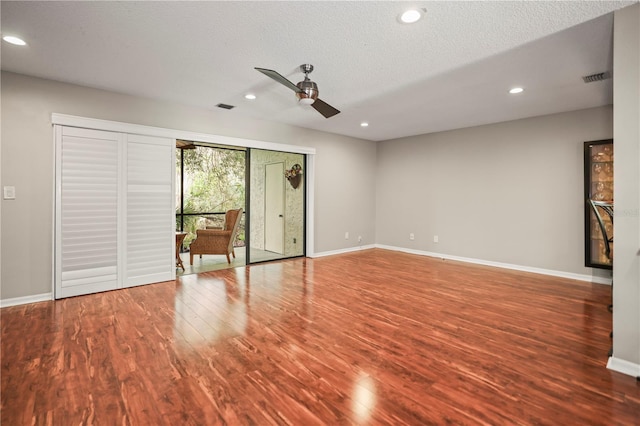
285, 164, 303, 189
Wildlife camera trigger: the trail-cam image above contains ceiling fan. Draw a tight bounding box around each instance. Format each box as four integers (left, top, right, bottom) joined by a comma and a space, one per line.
255, 64, 340, 118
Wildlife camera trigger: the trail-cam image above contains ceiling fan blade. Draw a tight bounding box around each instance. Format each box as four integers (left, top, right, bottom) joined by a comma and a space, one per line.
311, 98, 340, 118
255, 67, 302, 93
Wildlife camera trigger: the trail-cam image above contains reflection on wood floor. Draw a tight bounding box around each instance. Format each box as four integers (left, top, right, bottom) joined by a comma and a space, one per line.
177, 247, 288, 276
2, 249, 638, 424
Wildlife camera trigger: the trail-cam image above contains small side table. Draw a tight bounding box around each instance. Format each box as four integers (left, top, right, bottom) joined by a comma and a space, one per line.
176, 232, 187, 270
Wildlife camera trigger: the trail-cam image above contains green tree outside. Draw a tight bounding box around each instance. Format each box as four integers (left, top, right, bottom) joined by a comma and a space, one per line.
176, 146, 246, 247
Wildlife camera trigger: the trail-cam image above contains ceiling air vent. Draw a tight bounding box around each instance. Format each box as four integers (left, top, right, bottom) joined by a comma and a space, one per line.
582, 71, 611, 83
216, 103, 235, 110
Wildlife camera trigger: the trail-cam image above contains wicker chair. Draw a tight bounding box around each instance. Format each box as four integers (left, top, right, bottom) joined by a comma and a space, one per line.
189, 208, 243, 264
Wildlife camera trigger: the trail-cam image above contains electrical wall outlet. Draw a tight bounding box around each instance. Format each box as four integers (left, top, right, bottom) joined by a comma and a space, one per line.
409, 233, 415, 240
3, 186, 16, 200
433, 235, 439, 243
358, 235, 362, 243
345, 232, 349, 239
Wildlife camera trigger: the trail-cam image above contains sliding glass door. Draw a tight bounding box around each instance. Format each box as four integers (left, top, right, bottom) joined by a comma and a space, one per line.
248, 149, 305, 264
175, 144, 305, 272
176, 143, 246, 274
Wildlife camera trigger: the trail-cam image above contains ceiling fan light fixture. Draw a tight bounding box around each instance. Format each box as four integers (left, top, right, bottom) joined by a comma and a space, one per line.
298, 97, 315, 106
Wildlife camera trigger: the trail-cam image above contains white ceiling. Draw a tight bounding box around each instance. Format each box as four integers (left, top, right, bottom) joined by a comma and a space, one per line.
1, 1, 635, 141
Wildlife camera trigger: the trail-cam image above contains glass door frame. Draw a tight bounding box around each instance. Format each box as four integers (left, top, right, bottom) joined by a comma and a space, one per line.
245, 148, 307, 265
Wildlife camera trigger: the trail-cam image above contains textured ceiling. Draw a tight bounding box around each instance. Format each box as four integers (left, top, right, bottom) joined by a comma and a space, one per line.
1, 1, 635, 141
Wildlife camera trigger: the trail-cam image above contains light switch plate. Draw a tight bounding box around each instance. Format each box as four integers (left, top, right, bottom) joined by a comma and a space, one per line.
3, 186, 15, 200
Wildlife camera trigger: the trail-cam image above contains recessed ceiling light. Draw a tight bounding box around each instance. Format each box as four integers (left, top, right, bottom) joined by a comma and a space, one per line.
361, 122, 369, 127
244, 93, 256, 100
509, 87, 524, 94
399, 9, 423, 24
2, 36, 26, 46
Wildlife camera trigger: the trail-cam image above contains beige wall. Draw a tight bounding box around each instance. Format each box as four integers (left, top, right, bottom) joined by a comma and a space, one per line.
612, 3, 640, 367
0, 71, 377, 300
376, 106, 613, 276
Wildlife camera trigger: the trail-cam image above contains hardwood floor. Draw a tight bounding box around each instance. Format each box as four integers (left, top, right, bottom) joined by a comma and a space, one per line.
2, 249, 638, 425
177, 247, 289, 276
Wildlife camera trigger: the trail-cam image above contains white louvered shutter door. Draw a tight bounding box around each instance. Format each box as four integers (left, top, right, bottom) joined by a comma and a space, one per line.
124, 134, 174, 287
55, 127, 122, 298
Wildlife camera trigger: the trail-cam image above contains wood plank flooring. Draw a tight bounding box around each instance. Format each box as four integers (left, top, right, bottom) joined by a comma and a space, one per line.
2, 249, 638, 425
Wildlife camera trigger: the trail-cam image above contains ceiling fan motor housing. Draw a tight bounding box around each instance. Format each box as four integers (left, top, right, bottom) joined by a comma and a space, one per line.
296, 79, 318, 104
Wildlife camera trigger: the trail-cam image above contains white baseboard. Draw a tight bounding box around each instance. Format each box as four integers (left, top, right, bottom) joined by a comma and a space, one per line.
0, 246, 609, 306
1, 292, 53, 308
607, 356, 640, 378
375, 244, 612, 285
311, 244, 376, 258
